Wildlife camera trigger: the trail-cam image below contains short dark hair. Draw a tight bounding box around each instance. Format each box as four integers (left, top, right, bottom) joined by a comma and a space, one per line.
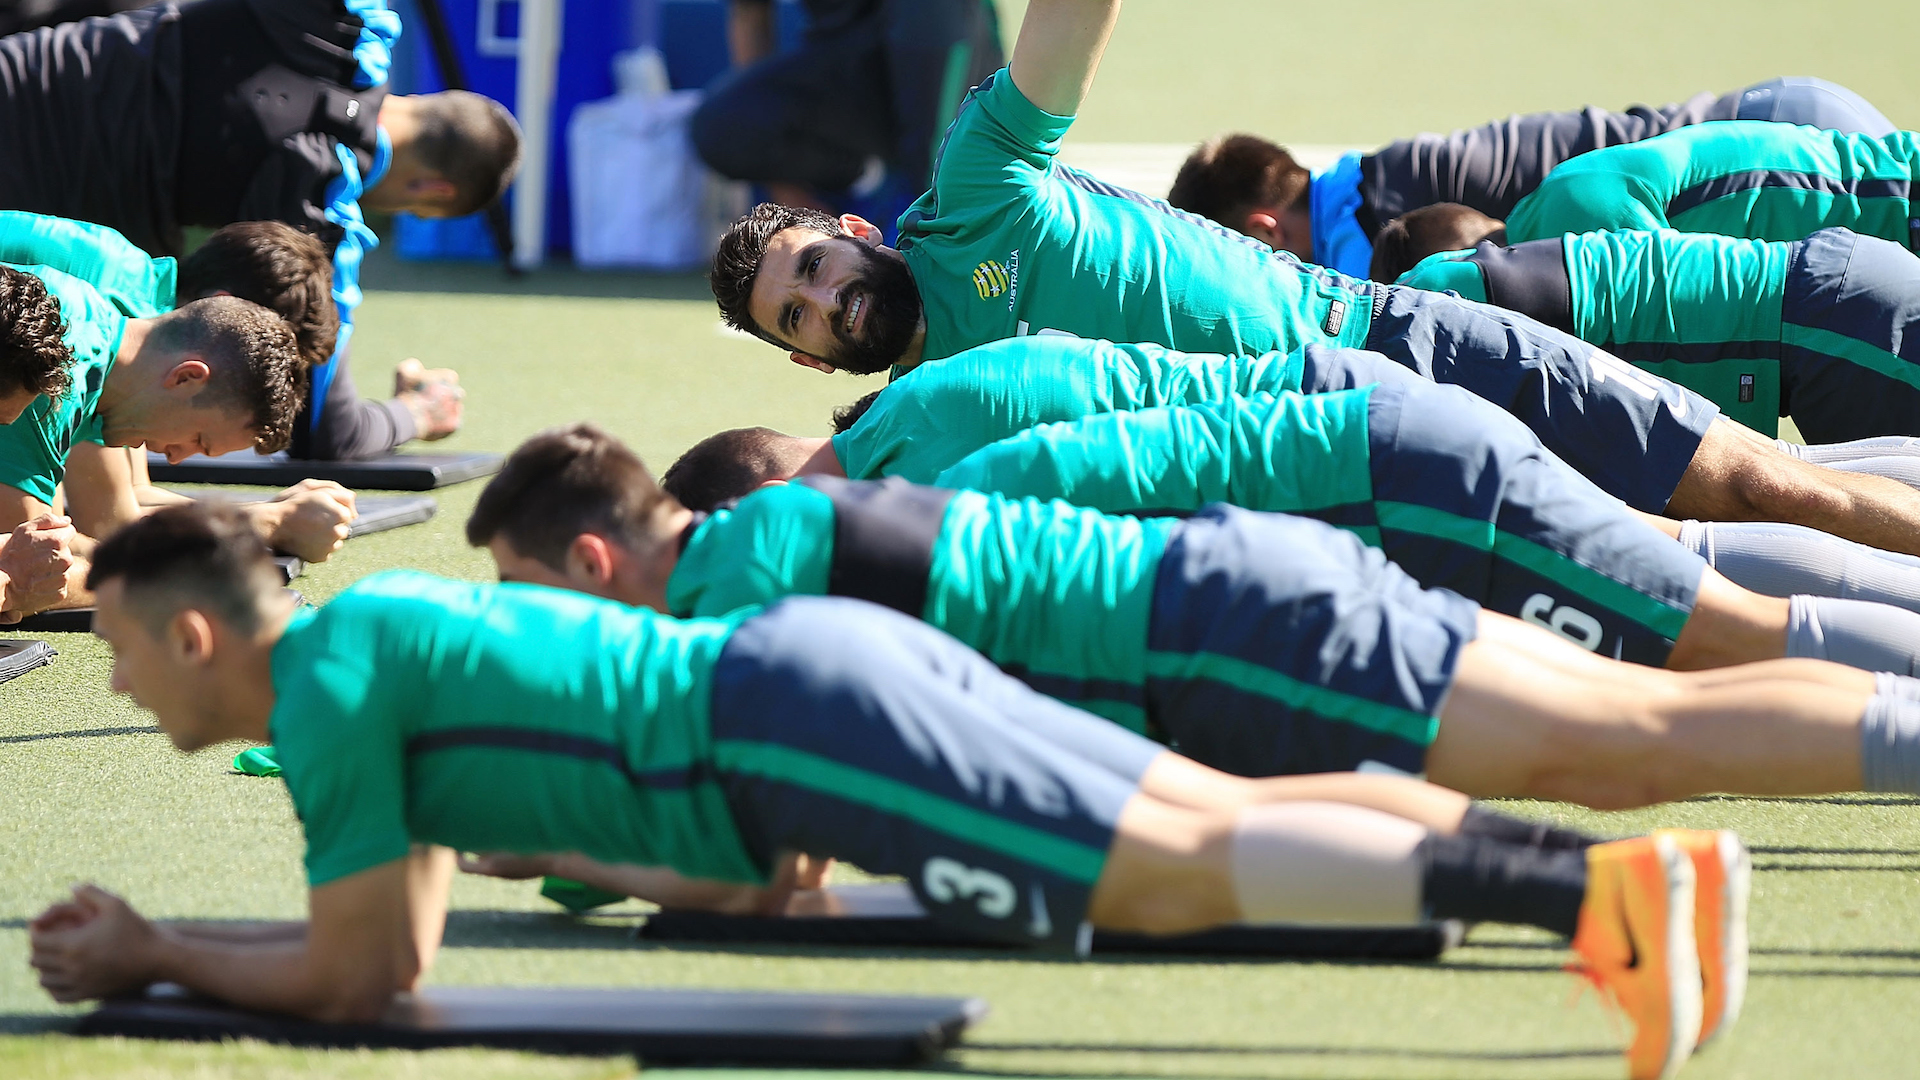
153, 296, 306, 453
1367, 204, 1507, 283
410, 91, 523, 217
0, 267, 73, 402
467, 423, 676, 567
660, 427, 803, 512
1167, 134, 1310, 232
178, 222, 339, 368
830, 389, 882, 434
711, 203, 842, 343
87, 502, 280, 635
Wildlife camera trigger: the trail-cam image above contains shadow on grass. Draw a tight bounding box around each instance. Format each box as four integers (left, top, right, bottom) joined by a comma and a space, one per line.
956, 1041, 1619, 1061
0, 724, 159, 745
1685, 794, 1920, 805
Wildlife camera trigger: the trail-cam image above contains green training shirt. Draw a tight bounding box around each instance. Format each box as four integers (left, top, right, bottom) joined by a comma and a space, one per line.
833, 336, 1303, 483
0, 211, 175, 317
1506, 121, 1920, 247
933, 391, 1376, 538
666, 480, 1171, 731
896, 68, 1374, 368
0, 265, 126, 502
1399, 229, 1792, 433
269, 570, 763, 888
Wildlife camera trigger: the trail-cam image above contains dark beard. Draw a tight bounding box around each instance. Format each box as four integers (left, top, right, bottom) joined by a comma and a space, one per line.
827, 245, 922, 375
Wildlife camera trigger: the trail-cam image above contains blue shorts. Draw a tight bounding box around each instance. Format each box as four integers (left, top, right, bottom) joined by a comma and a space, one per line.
709, 595, 1161, 952
1781, 228, 1920, 443
1146, 505, 1478, 778
1334, 286, 1720, 512
1735, 77, 1896, 137
1355, 377, 1703, 664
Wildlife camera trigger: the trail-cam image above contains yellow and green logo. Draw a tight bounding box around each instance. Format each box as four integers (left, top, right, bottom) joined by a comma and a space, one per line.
972, 260, 1010, 300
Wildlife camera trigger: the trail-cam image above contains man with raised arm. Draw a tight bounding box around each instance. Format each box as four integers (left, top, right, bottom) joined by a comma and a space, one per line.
709, 0, 1920, 560
34, 503, 1735, 1080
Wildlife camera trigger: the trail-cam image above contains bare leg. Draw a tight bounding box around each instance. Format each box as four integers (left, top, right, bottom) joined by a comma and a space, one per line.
1669, 420, 1920, 556
1426, 614, 1871, 808
1135, 755, 1470, 830
1666, 569, 1790, 669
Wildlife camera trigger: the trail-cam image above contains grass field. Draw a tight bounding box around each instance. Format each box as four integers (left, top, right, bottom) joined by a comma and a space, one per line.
5, 1, 1920, 1075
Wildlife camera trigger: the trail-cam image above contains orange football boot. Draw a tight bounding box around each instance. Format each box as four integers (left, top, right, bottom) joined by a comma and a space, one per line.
1569, 833, 1703, 1080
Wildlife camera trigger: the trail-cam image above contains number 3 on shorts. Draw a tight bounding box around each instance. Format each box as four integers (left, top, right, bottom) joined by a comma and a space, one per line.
923, 857, 1017, 918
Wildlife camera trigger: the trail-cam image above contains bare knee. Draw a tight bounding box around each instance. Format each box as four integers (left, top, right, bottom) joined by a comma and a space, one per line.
1669, 421, 1847, 522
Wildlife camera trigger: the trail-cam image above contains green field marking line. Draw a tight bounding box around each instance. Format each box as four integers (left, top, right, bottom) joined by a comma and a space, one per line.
1143, 650, 1437, 745
1782, 322, 1920, 392
711, 740, 1109, 883
1375, 500, 1691, 638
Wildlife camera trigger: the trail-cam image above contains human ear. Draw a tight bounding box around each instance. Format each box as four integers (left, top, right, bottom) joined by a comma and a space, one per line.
788, 352, 836, 374
839, 215, 883, 246
162, 360, 213, 391
1243, 211, 1282, 246
168, 609, 217, 664
565, 533, 617, 588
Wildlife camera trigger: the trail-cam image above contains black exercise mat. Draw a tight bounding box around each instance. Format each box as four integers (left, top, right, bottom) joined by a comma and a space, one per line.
0, 638, 54, 681
167, 490, 438, 538
148, 450, 501, 491
78, 983, 985, 1066
637, 883, 1461, 959
12, 585, 306, 633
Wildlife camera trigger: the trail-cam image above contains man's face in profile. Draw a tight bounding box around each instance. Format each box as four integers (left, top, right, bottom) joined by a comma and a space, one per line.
747, 228, 923, 374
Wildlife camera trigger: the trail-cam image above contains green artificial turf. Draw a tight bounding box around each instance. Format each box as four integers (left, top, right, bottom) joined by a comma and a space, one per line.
6, 1, 1920, 1074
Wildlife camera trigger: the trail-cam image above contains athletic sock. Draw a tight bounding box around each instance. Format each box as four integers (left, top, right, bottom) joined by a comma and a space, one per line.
1859, 693, 1920, 794
1228, 802, 1425, 925
1457, 804, 1600, 850
1678, 520, 1920, 612
1417, 833, 1587, 938
1784, 594, 1920, 675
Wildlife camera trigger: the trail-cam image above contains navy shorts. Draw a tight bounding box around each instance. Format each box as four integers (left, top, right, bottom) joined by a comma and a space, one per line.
1333, 286, 1719, 513
1781, 228, 1920, 443
709, 595, 1162, 951
1146, 504, 1478, 778
1356, 377, 1703, 664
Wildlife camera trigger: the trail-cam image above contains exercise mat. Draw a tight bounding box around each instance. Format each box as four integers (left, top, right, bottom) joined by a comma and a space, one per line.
148, 450, 501, 491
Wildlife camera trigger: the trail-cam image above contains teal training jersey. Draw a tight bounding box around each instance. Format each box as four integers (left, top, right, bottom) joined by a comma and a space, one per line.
0, 265, 126, 502
1400, 230, 1793, 433
934, 392, 1376, 538
833, 336, 1304, 482
1506, 121, 1920, 247
666, 480, 1171, 731
896, 68, 1375, 368
269, 571, 763, 888
0, 211, 175, 317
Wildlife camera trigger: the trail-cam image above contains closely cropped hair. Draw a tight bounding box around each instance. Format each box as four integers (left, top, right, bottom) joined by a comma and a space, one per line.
467, 423, 675, 568
830, 389, 882, 434
0, 267, 73, 401
412, 90, 523, 216
661, 427, 798, 512
178, 222, 339, 368
1368, 204, 1507, 283
154, 296, 306, 453
1167, 134, 1311, 231
711, 203, 842, 342
87, 503, 280, 635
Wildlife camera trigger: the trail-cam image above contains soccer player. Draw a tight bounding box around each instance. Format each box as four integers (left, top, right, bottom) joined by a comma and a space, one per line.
1387, 213, 1920, 448
474, 419, 1920, 819
32, 503, 1739, 1080
708, 0, 1920, 560
0, 262, 303, 618
1504, 122, 1920, 250
1162, 78, 1892, 278
0, 211, 360, 567
0, 0, 514, 458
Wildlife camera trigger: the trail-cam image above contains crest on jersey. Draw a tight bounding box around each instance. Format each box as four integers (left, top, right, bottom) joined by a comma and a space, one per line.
972, 260, 1010, 300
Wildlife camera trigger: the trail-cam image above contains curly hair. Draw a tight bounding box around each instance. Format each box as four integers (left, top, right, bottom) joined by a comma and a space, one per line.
0, 266, 73, 402
156, 296, 306, 453
178, 222, 339, 369
711, 202, 841, 342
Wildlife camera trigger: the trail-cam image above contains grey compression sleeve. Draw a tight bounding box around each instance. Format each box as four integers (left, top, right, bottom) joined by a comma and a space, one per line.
1860, 685, 1920, 794
1784, 595, 1920, 675
1777, 438, 1920, 490
1678, 520, 1920, 613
